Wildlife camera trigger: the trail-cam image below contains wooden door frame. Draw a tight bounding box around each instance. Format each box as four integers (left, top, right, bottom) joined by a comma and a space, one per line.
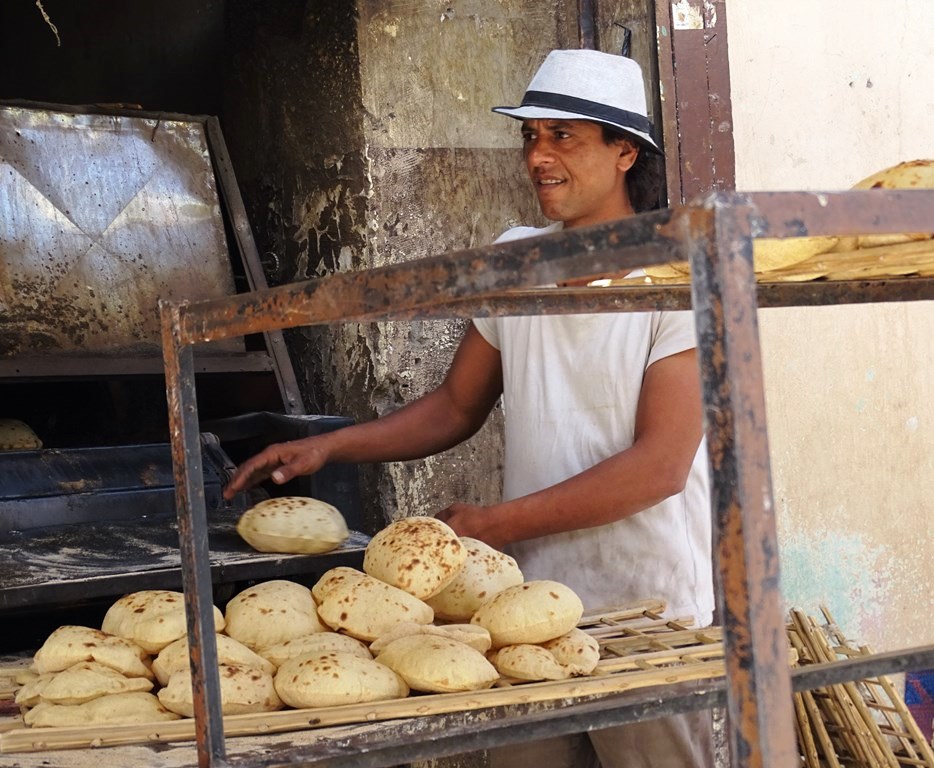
655, 0, 736, 204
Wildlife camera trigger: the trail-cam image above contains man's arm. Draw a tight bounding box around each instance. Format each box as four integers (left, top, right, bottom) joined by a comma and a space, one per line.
436, 348, 704, 550
223, 325, 503, 499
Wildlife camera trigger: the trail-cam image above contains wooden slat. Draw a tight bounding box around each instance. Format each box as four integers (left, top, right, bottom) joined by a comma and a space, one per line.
0, 658, 727, 754
788, 606, 934, 768
0, 602, 728, 755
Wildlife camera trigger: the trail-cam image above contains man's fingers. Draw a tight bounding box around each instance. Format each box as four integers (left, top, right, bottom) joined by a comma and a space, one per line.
223, 447, 289, 498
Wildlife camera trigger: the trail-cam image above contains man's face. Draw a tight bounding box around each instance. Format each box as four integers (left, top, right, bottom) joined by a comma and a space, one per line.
521, 119, 638, 229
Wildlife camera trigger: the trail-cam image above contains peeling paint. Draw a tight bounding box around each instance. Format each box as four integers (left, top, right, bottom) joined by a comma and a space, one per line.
672, 0, 703, 30
704, 0, 718, 28
780, 530, 887, 640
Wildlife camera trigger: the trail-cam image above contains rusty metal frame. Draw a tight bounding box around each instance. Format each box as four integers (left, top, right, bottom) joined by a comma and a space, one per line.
160, 188, 934, 768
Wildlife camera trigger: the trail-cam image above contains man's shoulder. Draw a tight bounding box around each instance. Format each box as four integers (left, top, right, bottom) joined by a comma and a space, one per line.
493, 222, 563, 244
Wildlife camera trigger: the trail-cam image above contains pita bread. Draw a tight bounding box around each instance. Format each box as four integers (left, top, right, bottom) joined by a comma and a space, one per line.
35, 661, 153, 706
369, 622, 492, 654
260, 632, 372, 668
316, 571, 433, 642
376, 634, 499, 693
14, 672, 56, 707
311, 566, 366, 603
152, 634, 276, 686
363, 517, 466, 600
33, 625, 153, 679
224, 580, 326, 652
157, 662, 282, 717
274, 651, 408, 708
425, 537, 524, 621
470, 580, 584, 648
541, 627, 601, 675
488, 644, 571, 681
101, 590, 225, 654
237, 496, 349, 554
0, 418, 42, 450
23, 692, 180, 727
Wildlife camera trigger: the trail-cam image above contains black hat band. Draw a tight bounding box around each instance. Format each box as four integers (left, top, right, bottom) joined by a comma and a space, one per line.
519, 90, 653, 136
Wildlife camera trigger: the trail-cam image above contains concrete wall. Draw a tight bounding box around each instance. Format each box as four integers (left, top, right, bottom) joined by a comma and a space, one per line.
727, 1, 934, 654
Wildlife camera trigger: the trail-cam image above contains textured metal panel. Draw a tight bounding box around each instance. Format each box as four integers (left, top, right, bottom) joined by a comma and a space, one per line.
0, 105, 241, 357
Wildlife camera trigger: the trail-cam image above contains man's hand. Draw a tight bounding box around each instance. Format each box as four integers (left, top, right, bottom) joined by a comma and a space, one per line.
222, 437, 331, 500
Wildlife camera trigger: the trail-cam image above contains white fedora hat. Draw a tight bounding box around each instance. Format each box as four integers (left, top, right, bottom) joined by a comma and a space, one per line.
492, 49, 662, 154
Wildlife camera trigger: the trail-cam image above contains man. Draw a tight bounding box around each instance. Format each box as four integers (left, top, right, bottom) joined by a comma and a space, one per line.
224, 49, 713, 768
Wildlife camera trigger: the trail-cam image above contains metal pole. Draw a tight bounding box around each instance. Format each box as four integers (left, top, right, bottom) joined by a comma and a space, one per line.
160, 300, 228, 768
686, 193, 797, 768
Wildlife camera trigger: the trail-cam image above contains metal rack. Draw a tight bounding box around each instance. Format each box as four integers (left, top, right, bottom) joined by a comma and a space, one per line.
160, 188, 934, 768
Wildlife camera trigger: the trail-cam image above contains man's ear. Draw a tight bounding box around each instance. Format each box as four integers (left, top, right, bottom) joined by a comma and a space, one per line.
616, 140, 639, 173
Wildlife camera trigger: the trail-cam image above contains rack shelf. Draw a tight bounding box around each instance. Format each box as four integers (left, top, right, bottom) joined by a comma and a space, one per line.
160, 188, 934, 768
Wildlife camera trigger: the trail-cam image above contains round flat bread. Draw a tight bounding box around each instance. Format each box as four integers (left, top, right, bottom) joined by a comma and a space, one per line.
489, 644, 571, 681
425, 537, 524, 621
0, 418, 42, 450
15, 672, 55, 707
363, 517, 466, 600
274, 651, 408, 709
470, 580, 584, 649
224, 580, 326, 652
369, 622, 492, 654
237, 496, 349, 554
260, 632, 372, 669
36, 661, 153, 706
33, 625, 152, 679
152, 634, 276, 686
541, 628, 601, 675
375, 634, 499, 693
102, 590, 225, 654
316, 572, 433, 642
24, 692, 180, 727
157, 662, 282, 717
311, 566, 367, 604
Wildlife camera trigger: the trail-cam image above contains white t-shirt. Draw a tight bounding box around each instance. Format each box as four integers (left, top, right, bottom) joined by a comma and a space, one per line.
472, 224, 714, 624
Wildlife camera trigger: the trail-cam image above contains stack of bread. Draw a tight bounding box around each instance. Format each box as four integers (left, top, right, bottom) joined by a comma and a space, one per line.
15, 508, 604, 728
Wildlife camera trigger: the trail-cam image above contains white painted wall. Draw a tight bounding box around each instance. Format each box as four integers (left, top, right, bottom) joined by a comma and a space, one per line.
727, 0, 933, 653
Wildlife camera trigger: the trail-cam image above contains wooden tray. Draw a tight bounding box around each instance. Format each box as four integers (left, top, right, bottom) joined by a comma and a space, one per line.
1, 600, 728, 754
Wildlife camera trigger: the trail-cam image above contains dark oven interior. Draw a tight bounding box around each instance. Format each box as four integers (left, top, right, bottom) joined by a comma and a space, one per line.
0, 0, 366, 652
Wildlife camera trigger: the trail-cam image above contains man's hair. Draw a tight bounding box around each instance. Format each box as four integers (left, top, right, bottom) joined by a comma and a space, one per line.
601, 124, 665, 212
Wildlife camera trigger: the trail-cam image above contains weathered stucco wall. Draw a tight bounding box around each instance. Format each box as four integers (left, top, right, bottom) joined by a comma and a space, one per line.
728, 0, 933, 654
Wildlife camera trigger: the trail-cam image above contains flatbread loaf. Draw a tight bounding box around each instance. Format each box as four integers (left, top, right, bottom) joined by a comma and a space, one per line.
315, 571, 433, 642
488, 644, 571, 681
369, 622, 492, 654
36, 661, 153, 706
152, 634, 276, 686
541, 627, 601, 675
274, 651, 408, 708
260, 632, 372, 668
470, 580, 584, 648
224, 580, 325, 652
157, 662, 282, 717
425, 537, 524, 621
102, 590, 225, 654
310, 566, 366, 603
0, 418, 42, 450
375, 634, 499, 693
14, 672, 55, 707
236, 496, 349, 554
363, 516, 466, 600
33, 625, 153, 679
24, 692, 180, 727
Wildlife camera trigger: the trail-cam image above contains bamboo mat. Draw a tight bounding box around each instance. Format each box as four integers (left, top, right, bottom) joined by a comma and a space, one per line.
789, 606, 934, 768
0, 600, 729, 754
